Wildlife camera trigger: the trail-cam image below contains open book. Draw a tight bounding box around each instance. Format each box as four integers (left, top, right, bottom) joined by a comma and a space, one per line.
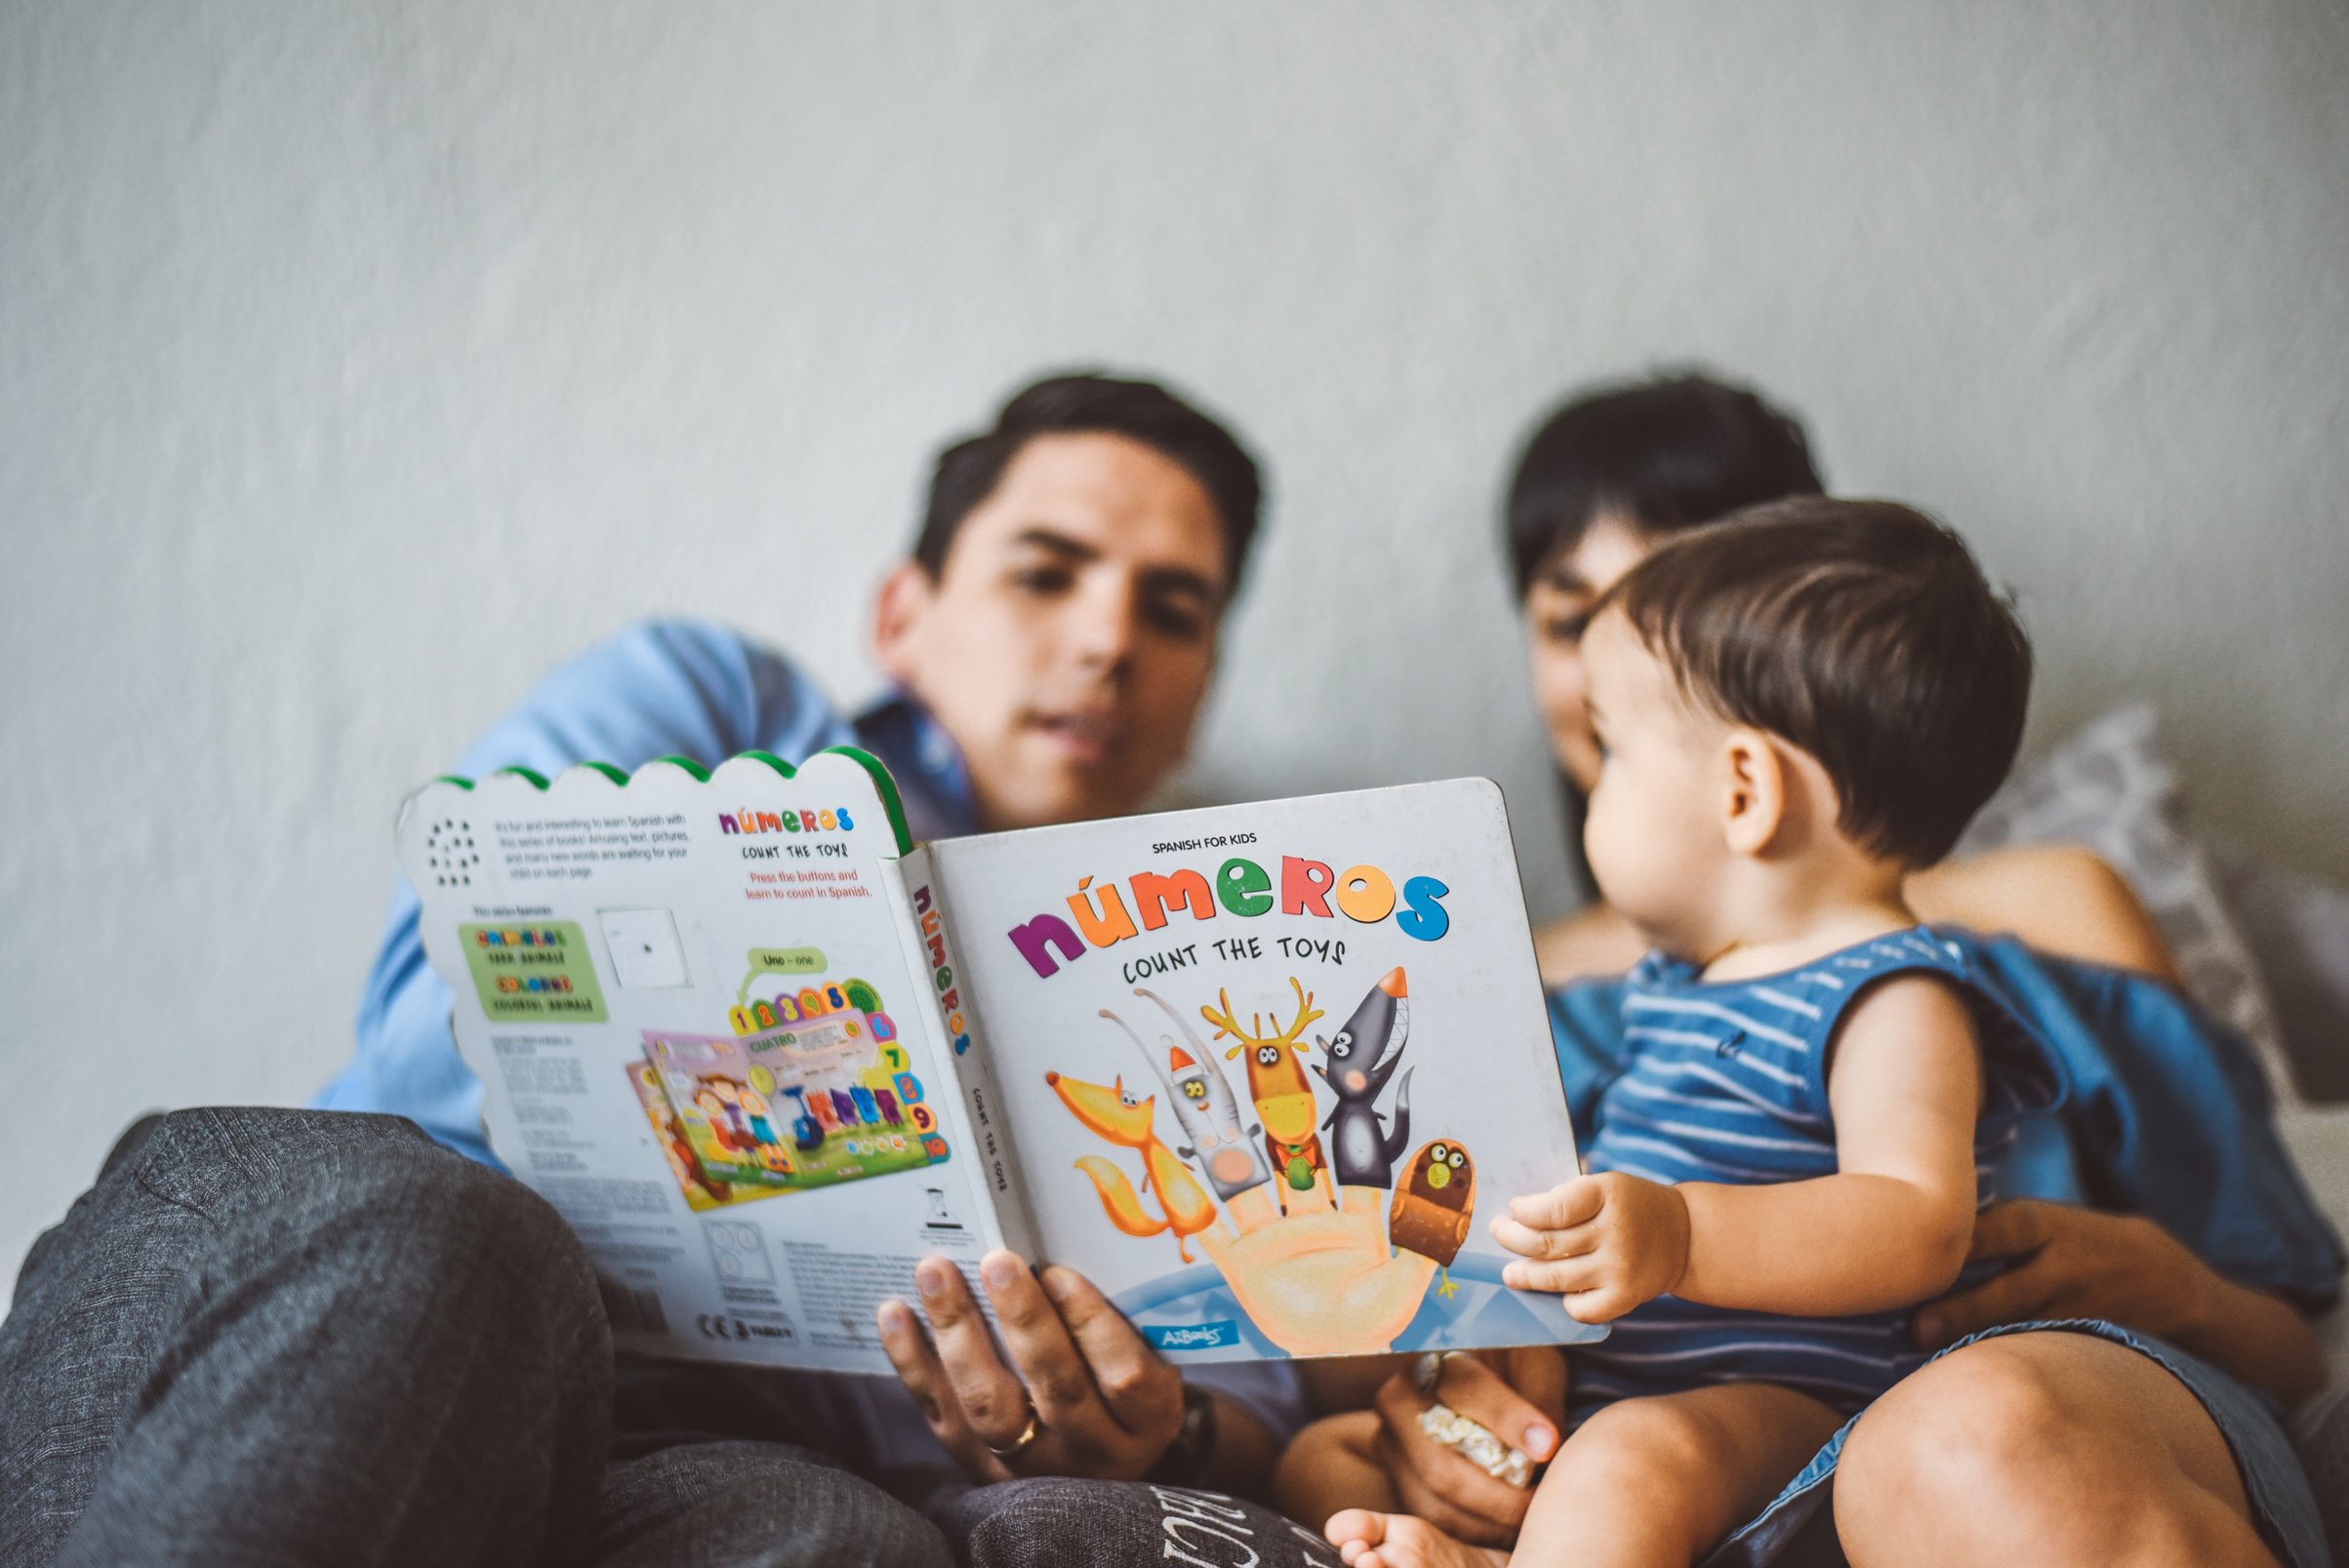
402, 749, 1601, 1372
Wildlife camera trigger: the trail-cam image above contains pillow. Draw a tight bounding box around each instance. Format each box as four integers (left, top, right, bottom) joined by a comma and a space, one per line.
2291, 1381, 2349, 1568
1957, 704, 2294, 1100
2210, 838, 2349, 1106
2278, 1106, 2349, 1562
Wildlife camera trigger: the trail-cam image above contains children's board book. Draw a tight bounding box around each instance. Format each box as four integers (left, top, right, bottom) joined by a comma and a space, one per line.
401, 749, 1604, 1374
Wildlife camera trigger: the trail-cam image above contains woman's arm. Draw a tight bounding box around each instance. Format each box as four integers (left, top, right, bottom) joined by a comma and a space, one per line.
1906, 843, 2183, 984
1912, 1199, 2329, 1409
1531, 904, 1647, 987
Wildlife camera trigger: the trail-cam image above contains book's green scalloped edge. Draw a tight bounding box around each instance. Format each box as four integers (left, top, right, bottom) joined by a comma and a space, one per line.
425, 746, 914, 854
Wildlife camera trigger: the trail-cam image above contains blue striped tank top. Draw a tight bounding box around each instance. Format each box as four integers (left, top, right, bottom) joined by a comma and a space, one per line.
1569, 926, 2062, 1421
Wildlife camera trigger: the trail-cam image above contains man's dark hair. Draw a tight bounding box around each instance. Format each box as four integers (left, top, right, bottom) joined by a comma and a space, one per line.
912, 372, 1265, 594
1600, 498, 2032, 867
1505, 372, 1822, 598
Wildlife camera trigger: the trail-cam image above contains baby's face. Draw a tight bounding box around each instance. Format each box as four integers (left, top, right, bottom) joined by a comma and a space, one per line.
1579, 609, 1728, 949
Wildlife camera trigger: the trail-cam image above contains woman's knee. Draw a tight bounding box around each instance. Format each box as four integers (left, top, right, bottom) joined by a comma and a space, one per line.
1837, 1336, 2270, 1565
1841, 1338, 2085, 1504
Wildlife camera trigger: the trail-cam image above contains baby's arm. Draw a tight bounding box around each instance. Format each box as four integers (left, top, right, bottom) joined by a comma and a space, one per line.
1497, 975, 1984, 1321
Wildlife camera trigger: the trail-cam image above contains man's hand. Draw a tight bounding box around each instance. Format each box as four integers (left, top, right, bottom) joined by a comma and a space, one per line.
1368, 1347, 1566, 1548
877, 1251, 1184, 1482
1489, 1172, 1689, 1323
1909, 1200, 2211, 1348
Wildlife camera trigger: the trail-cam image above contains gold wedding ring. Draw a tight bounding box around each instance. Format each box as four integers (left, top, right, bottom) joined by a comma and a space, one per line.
986, 1404, 1043, 1459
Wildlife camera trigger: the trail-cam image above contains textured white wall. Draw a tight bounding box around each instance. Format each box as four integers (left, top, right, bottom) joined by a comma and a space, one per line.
5, 1, 2346, 1294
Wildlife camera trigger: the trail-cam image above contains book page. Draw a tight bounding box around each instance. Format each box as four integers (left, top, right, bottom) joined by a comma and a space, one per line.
400, 750, 998, 1372
927, 778, 1605, 1361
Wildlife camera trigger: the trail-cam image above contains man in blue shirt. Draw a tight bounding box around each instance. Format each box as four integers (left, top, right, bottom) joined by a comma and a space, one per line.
0, 373, 1317, 1568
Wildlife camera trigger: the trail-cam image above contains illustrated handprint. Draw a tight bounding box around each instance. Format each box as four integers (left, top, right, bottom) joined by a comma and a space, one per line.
1196, 1183, 1438, 1357
1059, 977, 1461, 1357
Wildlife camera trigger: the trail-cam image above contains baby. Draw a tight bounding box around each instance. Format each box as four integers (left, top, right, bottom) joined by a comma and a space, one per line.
1291, 498, 2054, 1568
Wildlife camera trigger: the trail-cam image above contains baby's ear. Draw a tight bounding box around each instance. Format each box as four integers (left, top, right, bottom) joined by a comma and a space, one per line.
1719, 726, 1790, 857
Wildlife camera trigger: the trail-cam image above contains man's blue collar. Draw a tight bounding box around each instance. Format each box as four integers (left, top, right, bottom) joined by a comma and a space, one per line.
852, 687, 978, 843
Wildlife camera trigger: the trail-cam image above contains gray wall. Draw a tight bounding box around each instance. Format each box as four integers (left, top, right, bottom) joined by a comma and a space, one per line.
5, 1, 2346, 1291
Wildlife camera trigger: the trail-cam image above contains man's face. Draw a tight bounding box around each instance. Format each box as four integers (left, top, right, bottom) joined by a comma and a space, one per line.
872, 431, 1229, 831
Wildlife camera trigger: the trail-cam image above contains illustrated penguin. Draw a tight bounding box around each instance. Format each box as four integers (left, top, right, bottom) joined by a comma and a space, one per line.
1100, 993, 1272, 1201
1315, 967, 1414, 1187
1389, 1140, 1476, 1266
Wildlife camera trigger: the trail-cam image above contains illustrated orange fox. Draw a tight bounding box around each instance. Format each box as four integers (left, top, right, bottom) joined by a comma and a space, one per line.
1202, 978, 1333, 1214
1045, 1070, 1219, 1262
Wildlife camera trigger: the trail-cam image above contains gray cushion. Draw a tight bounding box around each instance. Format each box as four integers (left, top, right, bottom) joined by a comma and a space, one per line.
2212, 839, 2349, 1106
1958, 704, 2292, 1098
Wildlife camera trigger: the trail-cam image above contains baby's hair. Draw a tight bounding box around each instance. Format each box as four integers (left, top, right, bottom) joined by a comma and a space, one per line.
1598, 499, 2032, 867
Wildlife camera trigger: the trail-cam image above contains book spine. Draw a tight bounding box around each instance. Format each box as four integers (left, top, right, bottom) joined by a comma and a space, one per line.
883, 847, 1041, 1262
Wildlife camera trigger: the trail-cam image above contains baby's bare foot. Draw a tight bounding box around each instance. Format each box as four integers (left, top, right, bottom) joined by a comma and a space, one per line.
1324, 1508, 1509, 1568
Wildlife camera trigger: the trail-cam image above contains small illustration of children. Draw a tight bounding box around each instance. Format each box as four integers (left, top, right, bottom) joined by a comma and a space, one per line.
739, 1086, 781, 1147
730, 1087, 791, 1174
1289, 501, 2063, 1568
640, 1073, 730, 1204
693, 1076, 756, 1154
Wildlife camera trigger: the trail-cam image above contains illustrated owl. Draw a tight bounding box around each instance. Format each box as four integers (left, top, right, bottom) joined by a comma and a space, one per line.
1388, 1140, 1475, 1266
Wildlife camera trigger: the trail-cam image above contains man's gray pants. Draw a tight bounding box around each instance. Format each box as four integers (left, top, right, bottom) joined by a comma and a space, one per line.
0, 1108, 945, 1567
0, 1107, 1334, 1568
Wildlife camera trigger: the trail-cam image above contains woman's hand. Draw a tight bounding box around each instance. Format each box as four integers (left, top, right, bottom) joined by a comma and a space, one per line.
878, 1251, 1185, 1482
1911, 1200, 2212, 1347
1914, 1199, 2327, 1408
1366, 1348, 1567, 1548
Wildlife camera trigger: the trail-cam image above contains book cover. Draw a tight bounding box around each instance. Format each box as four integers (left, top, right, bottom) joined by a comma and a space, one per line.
921, 778, 1605, 1361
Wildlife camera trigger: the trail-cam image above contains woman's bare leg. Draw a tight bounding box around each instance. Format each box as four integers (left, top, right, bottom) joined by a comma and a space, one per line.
1835, 1332, 2278, 1567
1328, 1383, 1843, 1568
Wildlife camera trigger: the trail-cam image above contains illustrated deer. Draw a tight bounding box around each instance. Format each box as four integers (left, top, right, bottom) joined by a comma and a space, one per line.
1201, 978, 1332, 1214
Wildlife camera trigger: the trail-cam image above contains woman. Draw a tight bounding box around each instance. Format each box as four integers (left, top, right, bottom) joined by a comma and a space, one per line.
1348, 373, 2338, 1566
1512, 375, 2180, 989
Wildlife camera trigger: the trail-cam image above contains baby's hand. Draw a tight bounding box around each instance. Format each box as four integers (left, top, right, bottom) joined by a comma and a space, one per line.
1490, 1172, 1690, 1323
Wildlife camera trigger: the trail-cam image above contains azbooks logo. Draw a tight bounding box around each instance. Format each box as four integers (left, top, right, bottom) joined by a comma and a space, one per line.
1145, 1321, 1241, 1350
